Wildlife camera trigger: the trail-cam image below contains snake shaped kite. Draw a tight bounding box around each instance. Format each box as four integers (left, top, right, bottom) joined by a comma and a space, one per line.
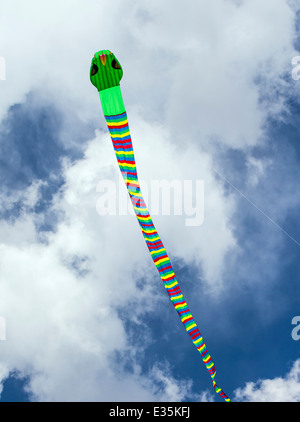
90, 50, 230, 402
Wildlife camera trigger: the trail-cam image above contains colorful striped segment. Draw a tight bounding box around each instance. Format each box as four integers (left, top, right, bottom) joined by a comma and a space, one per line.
104, 111, 231, 403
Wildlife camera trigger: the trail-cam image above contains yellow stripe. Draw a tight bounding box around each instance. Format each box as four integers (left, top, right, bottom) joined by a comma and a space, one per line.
119, 163, 136, 169
142, 229, 157, 234
150, 248, 165, 256
124, 179, 139, 186
194, 336, 203, 345
144, 236, 159, 241
107, 120, 128, 127
115, 151, 134, 156
186, 323, 197, 331
137, 214, 151, 219
165, 281, 178, 289
161, 272, 175, 280
203, 355, 211, 363
111, 131, 130, 138
155, 256, 169, 265
134, 206, 147, 212
181, 314, 192, 323
130, 192, 143, 197
171, 294, 183, 301
174, 303, 188, 310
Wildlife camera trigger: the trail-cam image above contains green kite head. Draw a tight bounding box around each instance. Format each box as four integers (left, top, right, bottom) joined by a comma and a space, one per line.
90, 50, 123, 92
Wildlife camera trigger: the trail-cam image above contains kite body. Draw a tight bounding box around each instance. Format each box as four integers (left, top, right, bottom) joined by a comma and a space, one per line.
90, 50, 230, 402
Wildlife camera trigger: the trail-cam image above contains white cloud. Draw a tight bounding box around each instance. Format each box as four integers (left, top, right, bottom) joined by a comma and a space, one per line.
0, 118, 235, 400
0, 0, 297, 146
149, 362, 214, 402
0, 364, 9, 396
125, 0, 298, 148
246, 156, 272, 187
0, 0, 299, 401
124, 113, 236, 289
234, 359, 300, 402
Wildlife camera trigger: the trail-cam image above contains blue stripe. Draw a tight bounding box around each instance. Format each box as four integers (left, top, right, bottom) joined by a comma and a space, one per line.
105, 112, 127, 121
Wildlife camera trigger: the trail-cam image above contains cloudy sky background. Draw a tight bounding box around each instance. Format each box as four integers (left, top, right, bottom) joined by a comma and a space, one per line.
0, 0, 300, 402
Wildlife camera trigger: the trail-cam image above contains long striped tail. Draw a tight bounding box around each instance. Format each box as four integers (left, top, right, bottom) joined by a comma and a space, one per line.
104, 111, 230, 402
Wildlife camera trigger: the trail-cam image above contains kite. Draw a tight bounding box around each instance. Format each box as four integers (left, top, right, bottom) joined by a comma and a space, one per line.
90, 50, 230, 402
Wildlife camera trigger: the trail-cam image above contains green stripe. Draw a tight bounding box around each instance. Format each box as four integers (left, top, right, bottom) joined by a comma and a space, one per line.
100, 86, 125, 116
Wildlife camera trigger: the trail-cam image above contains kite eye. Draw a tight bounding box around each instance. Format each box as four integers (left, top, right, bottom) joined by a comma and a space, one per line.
91, 63, 98, 76
111, 58, 121, 70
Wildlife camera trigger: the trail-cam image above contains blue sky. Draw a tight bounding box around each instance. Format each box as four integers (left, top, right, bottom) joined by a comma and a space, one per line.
0, 0, 300, 402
